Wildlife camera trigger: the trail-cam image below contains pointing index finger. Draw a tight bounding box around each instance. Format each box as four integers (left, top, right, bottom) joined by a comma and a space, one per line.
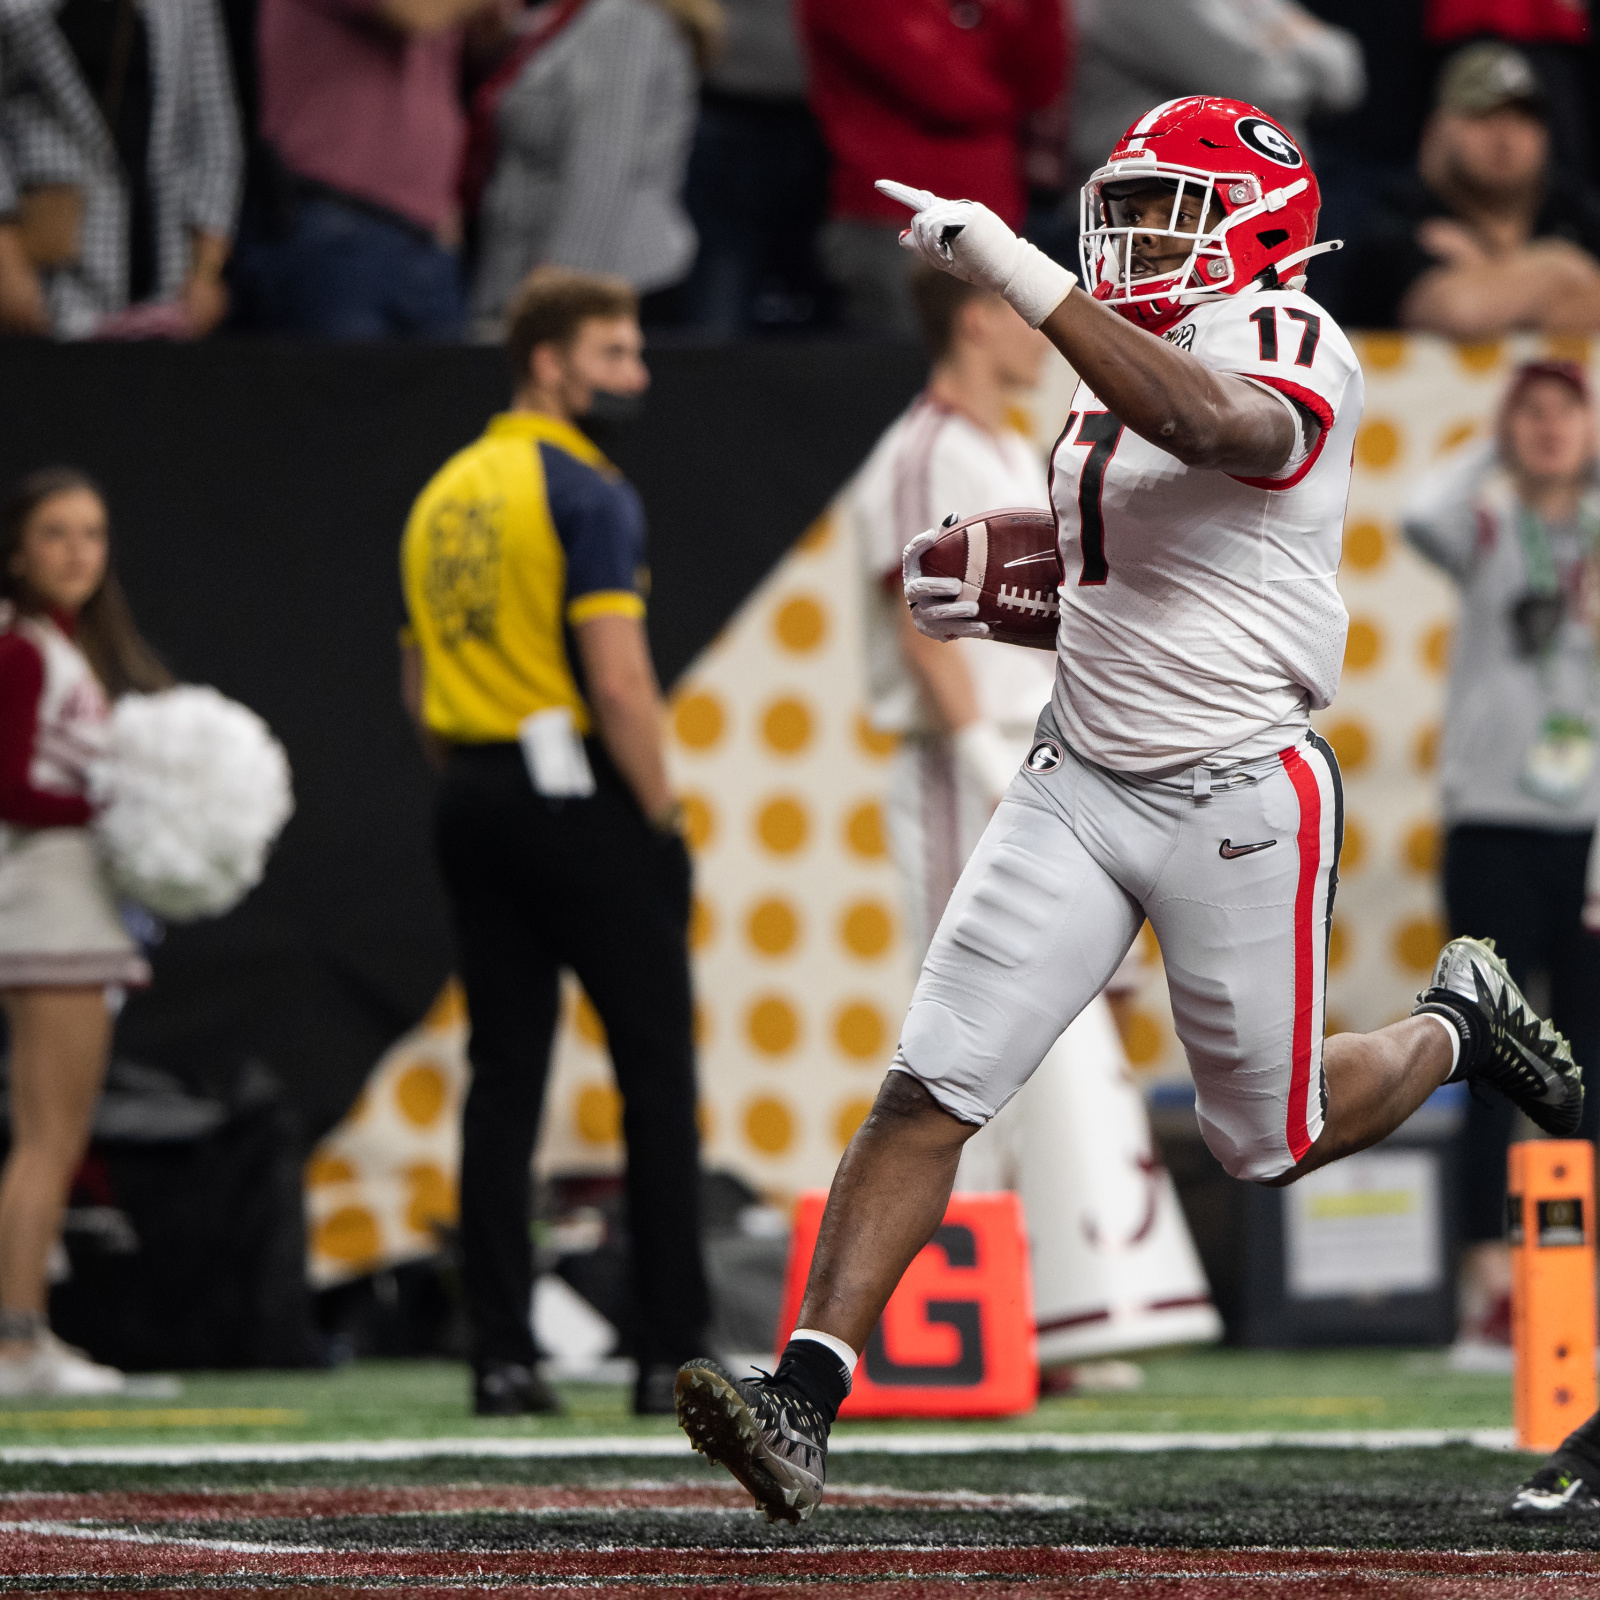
875, 179, 939, 213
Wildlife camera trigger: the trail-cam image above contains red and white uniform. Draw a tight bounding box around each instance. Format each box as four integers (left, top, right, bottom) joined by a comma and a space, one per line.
893, 288, 1364, 1183
0, 607, 146, 988
849, 394, 1056, 954
0, 609, 109, 829
1050, 287, 1362, 771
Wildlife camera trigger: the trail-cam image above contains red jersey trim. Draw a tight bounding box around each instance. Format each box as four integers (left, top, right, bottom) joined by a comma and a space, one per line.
1227, 375, 1336, 492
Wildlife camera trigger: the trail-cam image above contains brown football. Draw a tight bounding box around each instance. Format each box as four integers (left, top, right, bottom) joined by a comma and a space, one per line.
916, 507, 1062, 647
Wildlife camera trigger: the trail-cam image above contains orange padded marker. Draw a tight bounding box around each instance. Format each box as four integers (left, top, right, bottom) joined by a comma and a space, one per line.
1510, 1140, 1597, 1453
775, 1191, 1037, 1418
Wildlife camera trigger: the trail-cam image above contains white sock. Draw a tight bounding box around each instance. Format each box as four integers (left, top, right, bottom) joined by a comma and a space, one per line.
789, 1327, 859, 1390
1421, 1010, 1461, 1079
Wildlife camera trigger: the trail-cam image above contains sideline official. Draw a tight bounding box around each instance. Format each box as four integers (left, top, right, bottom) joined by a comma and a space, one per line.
401, 268, 710, 1417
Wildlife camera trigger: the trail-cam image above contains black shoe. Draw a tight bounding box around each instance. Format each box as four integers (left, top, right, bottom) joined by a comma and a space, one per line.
473, 1360, 563, 1417
1508, 1458, 1600, 1520
1413, 936, 1583, 1136
674, 1357, 828, 1524
634, 1362, 680, 1415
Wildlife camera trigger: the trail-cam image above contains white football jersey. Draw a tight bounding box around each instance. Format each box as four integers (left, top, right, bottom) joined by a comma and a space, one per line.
849, 395, 1057, 737
1048, 287, 1364, 773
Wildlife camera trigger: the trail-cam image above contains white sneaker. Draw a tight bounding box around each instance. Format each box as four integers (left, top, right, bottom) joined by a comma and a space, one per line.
0, 1331, 124, 1397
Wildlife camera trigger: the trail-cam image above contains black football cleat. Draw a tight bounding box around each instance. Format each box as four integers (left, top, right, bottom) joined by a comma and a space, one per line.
1413, 937, 1583, 1136
674, 1357, 828, 1524
1508, 1459, 1600, 1520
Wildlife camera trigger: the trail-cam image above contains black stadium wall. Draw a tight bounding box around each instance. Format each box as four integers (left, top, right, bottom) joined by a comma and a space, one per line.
0, 339, 927, 1144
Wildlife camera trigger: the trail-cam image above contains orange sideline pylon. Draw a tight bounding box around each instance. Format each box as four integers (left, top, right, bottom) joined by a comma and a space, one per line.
775, 1190, 1037, 1418
1510, 1140, 1597, 1453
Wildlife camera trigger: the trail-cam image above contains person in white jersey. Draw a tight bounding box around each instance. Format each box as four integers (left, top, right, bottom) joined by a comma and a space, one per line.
676, 95, 1583, 1523
846, 261, 1218, 1379
848, 264, 1059, 960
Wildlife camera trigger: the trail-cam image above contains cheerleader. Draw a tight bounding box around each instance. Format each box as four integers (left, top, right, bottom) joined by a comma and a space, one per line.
0, 469, 171, 1395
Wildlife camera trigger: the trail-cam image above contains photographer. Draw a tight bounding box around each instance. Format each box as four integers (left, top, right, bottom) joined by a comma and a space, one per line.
1403, 359, 1600, 1348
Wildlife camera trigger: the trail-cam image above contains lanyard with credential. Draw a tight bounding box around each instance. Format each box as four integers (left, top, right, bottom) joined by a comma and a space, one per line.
1512, 499, 1600, 804
1512, 502, 1600, 597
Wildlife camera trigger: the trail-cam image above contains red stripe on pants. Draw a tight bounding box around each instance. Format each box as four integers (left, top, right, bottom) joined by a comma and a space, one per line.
1280, 745, 1322, 1163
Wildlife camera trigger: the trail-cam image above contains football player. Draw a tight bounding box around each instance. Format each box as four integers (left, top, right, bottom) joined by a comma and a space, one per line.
676, 96, 1583, 1523
845, 263, 1219, 1381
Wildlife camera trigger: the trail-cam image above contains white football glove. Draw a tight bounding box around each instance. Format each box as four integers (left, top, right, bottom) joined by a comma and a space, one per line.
876, 179, 1076, 329
903, 523, 989, 642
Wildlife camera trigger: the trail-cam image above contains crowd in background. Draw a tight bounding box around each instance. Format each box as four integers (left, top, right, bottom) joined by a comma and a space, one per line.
0, 0, 1597, 342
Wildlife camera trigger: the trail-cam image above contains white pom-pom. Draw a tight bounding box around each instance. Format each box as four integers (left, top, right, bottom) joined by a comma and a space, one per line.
90, 686, 294, 922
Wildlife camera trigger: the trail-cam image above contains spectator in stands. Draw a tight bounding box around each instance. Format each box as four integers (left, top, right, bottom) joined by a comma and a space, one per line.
0, 0, 241, 340
681, 0, 828, 334
1343, 43, 1600, 334
1071, 0, 1364, 183
0, 469, 171, 1395
1403, 360, 1600, 1354
1424, 0, 1591, 182
401, 268, 711, 1417
798, 0, 1065, 337
234, 0, 493, 338
468, 0, 718, 336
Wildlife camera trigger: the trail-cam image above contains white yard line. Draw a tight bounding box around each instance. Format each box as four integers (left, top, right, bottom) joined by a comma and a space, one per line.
0, 1427, 1518, 1466
0, 1518, 324, 1555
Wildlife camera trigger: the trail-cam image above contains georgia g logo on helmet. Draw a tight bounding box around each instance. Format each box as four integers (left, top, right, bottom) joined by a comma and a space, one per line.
1234, 116, 1303, 169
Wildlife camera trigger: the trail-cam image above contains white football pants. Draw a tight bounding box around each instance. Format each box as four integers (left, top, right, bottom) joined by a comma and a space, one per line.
885, 721, 1221, 1360
895, 710, 1342, 1184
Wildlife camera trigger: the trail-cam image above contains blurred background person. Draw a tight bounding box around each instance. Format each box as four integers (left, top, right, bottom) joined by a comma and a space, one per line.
799, 0, 1064, 337
1422, 0, 1592, 183
233, 0, 490, 338
847, 267, 1058, 967
401, 268, 710, 1417
467, 0, 719, 337
1403, 360, 1600, 1358
0, 0, 241, 340
680, 0, 828, 335
0, 469, 170, 1394
1069, 0, 1363, 186
1343, 42, 1600, 335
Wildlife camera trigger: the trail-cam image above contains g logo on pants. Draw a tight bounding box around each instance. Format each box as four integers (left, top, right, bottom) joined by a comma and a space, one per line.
1025, 739, 1063, 774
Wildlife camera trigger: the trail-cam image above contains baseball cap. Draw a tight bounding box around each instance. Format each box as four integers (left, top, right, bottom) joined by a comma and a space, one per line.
1436, 42, 1548, 118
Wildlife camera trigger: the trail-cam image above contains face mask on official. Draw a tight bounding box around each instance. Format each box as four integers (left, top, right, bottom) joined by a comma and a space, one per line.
529, 315, 650, 429
582, 387, 646, 423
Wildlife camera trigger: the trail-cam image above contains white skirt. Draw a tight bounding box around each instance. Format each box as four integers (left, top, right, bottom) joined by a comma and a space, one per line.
0, 826, 150, 988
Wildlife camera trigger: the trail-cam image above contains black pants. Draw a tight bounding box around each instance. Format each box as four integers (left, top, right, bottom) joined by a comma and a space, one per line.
1443, 824, 1600, 1243
434, 741, 710, 1369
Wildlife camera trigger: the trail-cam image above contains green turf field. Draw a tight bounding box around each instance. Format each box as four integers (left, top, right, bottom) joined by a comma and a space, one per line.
0, 1347, 1515, 1452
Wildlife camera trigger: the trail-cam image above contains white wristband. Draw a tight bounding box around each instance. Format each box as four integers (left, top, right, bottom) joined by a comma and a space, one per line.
1001, 240, 1076, 329
953, 722, 1017, 803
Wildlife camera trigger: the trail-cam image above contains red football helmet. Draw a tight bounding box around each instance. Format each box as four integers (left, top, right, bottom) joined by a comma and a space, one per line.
1079, 97, 1336, 335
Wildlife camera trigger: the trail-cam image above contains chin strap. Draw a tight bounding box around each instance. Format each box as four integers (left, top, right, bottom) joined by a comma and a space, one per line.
1273, 239, 1344, 276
